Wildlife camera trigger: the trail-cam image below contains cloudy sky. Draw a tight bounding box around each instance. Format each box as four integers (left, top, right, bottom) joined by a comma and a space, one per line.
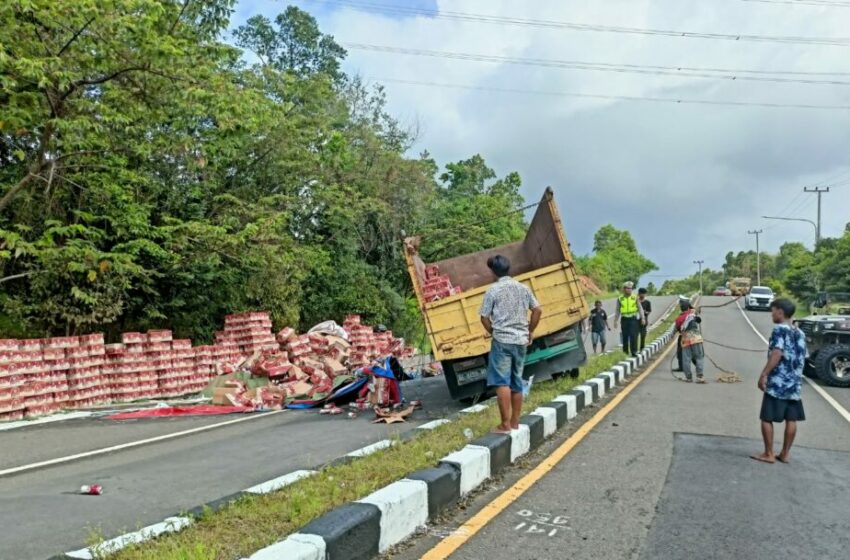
232, 0, 850, 282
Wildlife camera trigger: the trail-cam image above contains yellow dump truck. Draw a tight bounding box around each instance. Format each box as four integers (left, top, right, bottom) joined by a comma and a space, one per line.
729, 277, 751, 296
404, 188, 589, 401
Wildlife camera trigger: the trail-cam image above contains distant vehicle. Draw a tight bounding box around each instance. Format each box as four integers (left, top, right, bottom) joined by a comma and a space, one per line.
744, 286, 774, 310
729, 277, 751, 296
796, 292, 850, 388
713, 286, 732, 296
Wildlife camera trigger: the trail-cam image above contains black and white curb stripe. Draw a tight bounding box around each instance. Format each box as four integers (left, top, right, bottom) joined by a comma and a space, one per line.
53, 309, 681, 559
246, 325, 677, 560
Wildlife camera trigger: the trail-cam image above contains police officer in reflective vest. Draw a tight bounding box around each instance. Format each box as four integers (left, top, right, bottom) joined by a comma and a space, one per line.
615, 281, 645, 357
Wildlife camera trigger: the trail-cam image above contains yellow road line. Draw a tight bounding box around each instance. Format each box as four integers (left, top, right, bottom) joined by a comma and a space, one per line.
421, 339, 676, 560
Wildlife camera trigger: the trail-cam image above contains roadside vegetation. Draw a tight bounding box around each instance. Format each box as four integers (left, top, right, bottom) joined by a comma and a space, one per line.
1, 1, 656, 344
660, 228, 850, 303
104, 327, 676, 560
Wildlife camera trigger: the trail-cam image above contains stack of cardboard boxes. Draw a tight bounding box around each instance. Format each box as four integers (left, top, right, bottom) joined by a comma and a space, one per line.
421, 265, 462, 303
0, 310, 419, 421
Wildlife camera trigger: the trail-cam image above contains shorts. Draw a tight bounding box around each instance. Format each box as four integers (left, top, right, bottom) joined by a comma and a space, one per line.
591, 330, 606, 346
486, 339, 526, 393
760, 393, 806, 423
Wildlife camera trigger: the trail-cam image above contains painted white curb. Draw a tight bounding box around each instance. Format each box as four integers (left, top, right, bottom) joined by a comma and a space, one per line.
611, 365, 626, 383
244, 470, 316, 495
442, 445, 491, 495
531, 407, 558, 437
574, 384, 593, 405
244, 533, 326, 560
509, 424, 531, 461
553, 394, 577, 419
417, 419, 450, 430
460, 403, 488, 414
358, 479, 428, 552
66, 516, 192, 559
587, 378, 606, 398
347, 439, 394, 458
600, 371, 616, 387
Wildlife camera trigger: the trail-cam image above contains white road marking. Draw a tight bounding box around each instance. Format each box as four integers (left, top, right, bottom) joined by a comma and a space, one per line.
736, 301, 850, 425
0, 410, 285, 478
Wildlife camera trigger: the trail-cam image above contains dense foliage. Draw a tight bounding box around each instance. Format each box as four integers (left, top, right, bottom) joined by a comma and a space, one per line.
575, 224, 658, 291
660, 224, 850, 301
0, 1, 527, 342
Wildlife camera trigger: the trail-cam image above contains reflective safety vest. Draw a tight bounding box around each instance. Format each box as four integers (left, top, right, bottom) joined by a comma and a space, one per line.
618, 295, 639, 318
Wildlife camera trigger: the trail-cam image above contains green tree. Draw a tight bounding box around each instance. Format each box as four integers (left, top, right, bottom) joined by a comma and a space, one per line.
417, 155, 526, 262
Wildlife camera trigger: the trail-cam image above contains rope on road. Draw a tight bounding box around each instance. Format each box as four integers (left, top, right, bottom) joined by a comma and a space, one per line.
702, 338, 765, 353
669, 295, 743, 383
696, 295, 745, 309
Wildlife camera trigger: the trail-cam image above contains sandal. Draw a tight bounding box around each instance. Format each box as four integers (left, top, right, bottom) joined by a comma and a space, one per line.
696, 378, 707, 384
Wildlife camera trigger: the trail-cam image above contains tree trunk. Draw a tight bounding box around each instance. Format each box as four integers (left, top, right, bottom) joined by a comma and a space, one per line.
0, 173, 37, 213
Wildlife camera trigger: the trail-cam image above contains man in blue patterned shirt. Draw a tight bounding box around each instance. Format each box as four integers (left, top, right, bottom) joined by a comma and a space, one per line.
751, 299, 807, 464
479, 255, 542, 434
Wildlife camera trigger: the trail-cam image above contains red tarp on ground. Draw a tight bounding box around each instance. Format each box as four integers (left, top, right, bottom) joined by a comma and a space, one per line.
107, 405, 250, 419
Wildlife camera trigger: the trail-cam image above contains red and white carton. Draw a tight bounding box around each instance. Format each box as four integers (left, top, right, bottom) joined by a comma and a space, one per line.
46, 336, 80, 350
79, 333, 105, 346
121, 332, 146, 345
19, 339, 44, 351
147, 330, 172, 343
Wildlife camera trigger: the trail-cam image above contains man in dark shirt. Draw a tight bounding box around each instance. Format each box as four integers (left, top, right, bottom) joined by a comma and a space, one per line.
586, 300, 610, 354
638, 288, 652, 350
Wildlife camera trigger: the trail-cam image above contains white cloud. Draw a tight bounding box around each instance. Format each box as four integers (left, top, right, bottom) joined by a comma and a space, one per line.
245, 0, 850, 278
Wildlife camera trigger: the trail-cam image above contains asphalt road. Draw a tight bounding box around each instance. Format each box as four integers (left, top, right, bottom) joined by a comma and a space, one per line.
0, 296, 674, 560
396, 296, 850, 560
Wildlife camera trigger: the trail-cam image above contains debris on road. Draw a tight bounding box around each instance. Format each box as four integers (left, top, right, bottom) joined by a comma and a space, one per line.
79, 484, 103, 496
0, 311, 417, 422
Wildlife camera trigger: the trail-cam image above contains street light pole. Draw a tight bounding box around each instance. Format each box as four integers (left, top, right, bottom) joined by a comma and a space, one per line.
748, 229, 763, 285
693, 260, 704, 295
803, 186, 830, 245
761, 216, 817, 248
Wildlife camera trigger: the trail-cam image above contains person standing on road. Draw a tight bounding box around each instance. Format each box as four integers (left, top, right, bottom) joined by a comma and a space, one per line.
586, 300, 611, 354
615, 281, 644, 357
751, 298, 807, 464
638, 288, 652, 350
479, 255, 543, 434
674, 298, 705, 383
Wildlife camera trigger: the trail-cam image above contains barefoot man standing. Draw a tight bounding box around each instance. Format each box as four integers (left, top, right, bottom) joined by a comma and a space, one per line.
751, 298, 807, 464
479, 255, 542, 433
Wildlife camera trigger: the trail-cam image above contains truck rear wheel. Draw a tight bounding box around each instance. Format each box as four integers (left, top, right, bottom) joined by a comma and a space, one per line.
569, 368, 580, 379
814, 344, 850, 388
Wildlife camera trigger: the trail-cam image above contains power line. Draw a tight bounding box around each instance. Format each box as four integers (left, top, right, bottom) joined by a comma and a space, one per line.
741, 0, 850, 7
347, 43, 850, 86
370, 76, 850, 110
315, 0, 850, 46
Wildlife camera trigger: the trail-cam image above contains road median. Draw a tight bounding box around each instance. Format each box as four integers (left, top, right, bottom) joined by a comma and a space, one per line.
65, 309, 679, 560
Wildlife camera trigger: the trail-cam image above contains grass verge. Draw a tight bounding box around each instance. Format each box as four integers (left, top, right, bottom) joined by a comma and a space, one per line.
106, 313, 677, 560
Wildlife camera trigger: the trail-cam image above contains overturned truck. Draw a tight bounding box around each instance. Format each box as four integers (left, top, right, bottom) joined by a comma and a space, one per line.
404, 188, 589, 401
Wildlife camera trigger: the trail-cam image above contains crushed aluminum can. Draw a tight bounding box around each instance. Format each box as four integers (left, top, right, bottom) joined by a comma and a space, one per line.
347, 411, 357, 419
80, 484, 103, 495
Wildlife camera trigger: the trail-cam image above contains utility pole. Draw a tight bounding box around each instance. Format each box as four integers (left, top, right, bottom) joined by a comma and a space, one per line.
693, 260, 704, 295
803, 186, 830, 246
748, 229, 763, 285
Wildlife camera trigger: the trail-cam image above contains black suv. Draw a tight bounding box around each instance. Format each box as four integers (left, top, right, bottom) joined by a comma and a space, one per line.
796, 292, 850, 388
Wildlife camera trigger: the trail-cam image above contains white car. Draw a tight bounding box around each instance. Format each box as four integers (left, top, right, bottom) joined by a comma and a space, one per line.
744, 286, 775, 311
